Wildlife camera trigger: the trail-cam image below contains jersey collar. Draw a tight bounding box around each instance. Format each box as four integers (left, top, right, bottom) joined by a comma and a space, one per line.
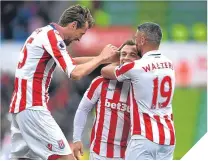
49, 23, 64, 39
142, 50, 161, 58
50, 23, 56, 30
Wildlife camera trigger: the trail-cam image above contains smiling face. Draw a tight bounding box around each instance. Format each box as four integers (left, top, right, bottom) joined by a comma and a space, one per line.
120, 44, 140, 65
64, 21, 89, 46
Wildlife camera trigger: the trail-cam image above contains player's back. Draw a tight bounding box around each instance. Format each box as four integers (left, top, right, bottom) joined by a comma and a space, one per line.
15, 26, 55, 79
133, 52, 175, 113
128, 51, 176, 145
9, 25, 59, 113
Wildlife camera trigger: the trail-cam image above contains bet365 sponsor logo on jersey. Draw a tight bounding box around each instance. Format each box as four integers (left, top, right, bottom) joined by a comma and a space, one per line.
105, 99, 130, 112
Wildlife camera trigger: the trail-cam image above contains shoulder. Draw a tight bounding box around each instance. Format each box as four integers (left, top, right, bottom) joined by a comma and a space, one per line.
92, 76, 105, 81
31, 26, 54, 43
116, 61, 135, 75
44, 27, 66, 49
125, 59, 148, 71
90, 76, 105, 86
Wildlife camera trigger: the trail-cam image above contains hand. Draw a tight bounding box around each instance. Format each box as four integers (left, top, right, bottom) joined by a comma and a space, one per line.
72, 141, 84, 160
117, 42, 125, 51
98, 44, 120, 64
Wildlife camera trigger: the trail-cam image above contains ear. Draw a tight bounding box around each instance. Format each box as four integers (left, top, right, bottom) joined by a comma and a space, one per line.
71, 21, 77, 29
141, 34, 145, 45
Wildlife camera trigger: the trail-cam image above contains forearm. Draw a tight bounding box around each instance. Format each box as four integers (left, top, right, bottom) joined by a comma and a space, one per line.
73, 57, 95, 65
70, 44, 119, 80
70, 56, 102, 80
101, 63, 117, 80
73, 98, 94, 142
73, 109, 88, 142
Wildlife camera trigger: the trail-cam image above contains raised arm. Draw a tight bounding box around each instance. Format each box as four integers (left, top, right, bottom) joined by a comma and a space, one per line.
70, 45, 119, 80
72, 57, 94, 65
44, 29, 118, 80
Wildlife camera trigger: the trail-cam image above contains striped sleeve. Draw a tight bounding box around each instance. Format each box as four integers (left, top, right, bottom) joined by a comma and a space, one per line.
44, 29, 76, 78
115, 62, 135, 82
84, 76, 104, 104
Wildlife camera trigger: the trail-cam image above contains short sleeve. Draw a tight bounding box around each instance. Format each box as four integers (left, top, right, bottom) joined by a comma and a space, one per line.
43, 29, 76, 78
115, 62, 135, 82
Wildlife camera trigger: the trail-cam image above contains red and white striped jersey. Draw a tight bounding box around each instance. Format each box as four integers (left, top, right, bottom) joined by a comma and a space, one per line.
85, 76, 130, 158
115, 50, 176, 145
9, 24, 76, 113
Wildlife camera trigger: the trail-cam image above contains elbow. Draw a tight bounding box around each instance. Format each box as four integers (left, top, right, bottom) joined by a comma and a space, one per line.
101, 67, 116, 80
70, 66, 86, 80
70, 71, 83, 80
100, 68, 105, 77
101, 68, 108, 78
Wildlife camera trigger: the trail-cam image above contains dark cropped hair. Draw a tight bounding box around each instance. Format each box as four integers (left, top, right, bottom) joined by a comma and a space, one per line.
118, 39, 136, 51
137, 22, 162, 45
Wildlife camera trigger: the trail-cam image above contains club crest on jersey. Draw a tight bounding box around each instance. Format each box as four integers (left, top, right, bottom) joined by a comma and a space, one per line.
105, 88, 119, 91
57, 139, 65, 149
57, 41, 66, 50
47, 143, 53, 151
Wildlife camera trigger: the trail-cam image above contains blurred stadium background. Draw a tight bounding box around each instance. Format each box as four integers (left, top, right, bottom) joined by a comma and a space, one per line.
0, 0, 207, 160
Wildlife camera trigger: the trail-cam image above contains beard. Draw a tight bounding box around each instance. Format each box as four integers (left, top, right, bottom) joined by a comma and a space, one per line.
64, 38, 79, 46
137, 50, 142, 58
136, 45, 142, 58
64, 39, 72, 46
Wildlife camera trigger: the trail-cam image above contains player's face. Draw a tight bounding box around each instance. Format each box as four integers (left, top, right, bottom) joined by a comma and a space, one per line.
64, 22, 89, 46
134, 30, 145, 57
120, 45, 139, 65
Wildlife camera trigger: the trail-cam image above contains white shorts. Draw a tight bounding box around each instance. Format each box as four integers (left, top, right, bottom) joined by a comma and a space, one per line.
89, 149, 123, 160
10, 109, 72, 160
125, 136, 175, 160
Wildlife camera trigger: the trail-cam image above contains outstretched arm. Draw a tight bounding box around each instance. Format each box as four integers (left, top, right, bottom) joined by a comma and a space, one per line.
72, 57, 94, 65
44, 29, 118, 80
70, 45, 119, 80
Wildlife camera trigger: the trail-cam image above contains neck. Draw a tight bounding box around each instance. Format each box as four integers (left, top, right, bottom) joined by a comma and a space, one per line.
51, 22, 65, 39
141, 45, 159, 56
